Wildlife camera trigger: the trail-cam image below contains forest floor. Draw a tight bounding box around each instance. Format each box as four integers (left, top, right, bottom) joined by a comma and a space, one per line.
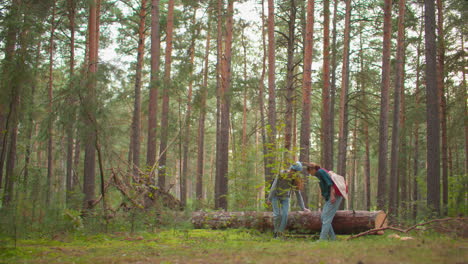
1, 228, 467, 264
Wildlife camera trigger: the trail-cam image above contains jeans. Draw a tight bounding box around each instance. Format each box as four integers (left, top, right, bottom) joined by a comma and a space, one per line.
320, 196, 343, 241
271, 196, 290, 233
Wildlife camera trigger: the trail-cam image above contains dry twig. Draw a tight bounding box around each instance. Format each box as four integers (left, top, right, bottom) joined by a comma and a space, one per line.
347, 217, 467, 240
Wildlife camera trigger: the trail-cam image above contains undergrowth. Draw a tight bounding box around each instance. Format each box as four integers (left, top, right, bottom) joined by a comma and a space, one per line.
1, 227, 466, 264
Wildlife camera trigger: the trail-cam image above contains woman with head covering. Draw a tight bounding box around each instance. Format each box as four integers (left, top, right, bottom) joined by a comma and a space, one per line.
267, 161, 311, 238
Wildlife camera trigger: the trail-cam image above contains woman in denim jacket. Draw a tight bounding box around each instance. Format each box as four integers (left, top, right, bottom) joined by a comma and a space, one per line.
267, 161, 311, 238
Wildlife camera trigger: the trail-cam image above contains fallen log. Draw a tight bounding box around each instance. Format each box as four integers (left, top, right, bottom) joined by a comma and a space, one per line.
192, 210, 387, 234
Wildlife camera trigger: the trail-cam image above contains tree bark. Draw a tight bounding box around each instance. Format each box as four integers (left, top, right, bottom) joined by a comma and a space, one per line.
322, 0, 332, 170
158, 0, 175, 190
131, 0, 147, 180
299, 0, 314, 205
83, 0, 99, 208
0, 0, 20, 191
192, 210, 388, 234
436, 0, 448, 215
412, 7, 424, 220
181, 9, 199, 206
425, 0, 441, 215
329, 0, 339, 171
266, 0, 277, 182
146, 0, 161, 181
389, 0, 406, 217
337, 0, 351, 177
215, 0, 233, 210
46, 0, 56, 205
377, 0, 392, 210
259, 0, 268, 200
196, 25, 211, 202
284, 0, 297, 153
66, 0, 76, 203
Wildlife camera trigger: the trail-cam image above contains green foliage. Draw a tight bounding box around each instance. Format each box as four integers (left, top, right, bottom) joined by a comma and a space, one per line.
448, 174, 468, 217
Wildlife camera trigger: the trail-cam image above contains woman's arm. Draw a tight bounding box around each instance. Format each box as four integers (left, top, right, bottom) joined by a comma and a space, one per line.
330, 185, 336, 204
294, 190, 310, 212
267, 177, 278, 201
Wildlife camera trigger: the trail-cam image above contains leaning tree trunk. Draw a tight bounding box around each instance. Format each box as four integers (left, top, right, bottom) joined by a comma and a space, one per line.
192, 210, 388, 235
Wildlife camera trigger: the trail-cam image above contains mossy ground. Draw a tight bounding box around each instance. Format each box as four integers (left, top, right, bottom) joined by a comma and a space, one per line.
1, 229, 466, 264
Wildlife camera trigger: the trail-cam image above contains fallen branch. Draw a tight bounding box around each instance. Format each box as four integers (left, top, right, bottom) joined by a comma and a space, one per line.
347, 217, 468, 240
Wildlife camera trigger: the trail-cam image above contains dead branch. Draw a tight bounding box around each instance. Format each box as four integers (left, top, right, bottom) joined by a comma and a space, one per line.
347, 217, 468, 240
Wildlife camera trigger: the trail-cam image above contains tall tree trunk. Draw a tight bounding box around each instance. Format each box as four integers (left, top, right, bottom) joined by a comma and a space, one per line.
241, 26, 248, 153
146, 0, 161, 180
329, 0, 339, 171
364, 119, 371, 210
3, 106, 18, 207
215, 0, 233, 210
215, 0, 223, 206
349, 118, 358, 209
322, 0, 332, 170
412, 8, 424, 220
377, 0, 392, 210
358, 19, 371, 210
0, 0, 20, 192
66, 0, 76, 203
425, 0, 440, 215
299, 0, 314, 204
259, 0, 269, 199
399, 54, 408, 216
389, 0, 406, 217
196, 25, 211, 202
131, 0, 147, 180
158, 0, 174, 190
73, 137, 81, 190
462, 34, 468, 175
266, 0, 277, 181
337, 0, 351, 177
46, 0, 57, 206
83, 0, 99, 208
436, 0, 448, 215
284, 0, 297, 153
181, 9, 199, 206
25, 42, 41, 187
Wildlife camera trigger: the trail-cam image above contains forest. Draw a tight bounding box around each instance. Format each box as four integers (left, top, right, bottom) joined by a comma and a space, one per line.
0, 0, 467, 262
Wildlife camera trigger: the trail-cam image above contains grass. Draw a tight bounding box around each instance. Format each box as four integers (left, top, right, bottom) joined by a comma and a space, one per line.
0, 229, 467, 264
